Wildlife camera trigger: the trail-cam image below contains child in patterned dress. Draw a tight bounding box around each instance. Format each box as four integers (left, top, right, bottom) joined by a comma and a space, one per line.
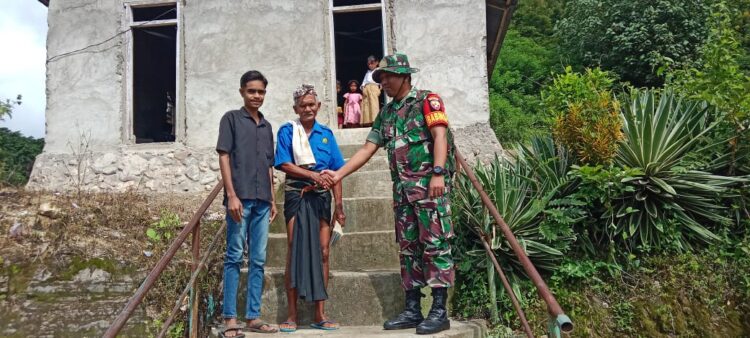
343, 80, 362, 128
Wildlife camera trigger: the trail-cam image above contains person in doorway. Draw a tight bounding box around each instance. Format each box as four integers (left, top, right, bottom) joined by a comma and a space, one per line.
216, 70, 279, 336
343, 79, 362, 128
360, 55, 381, 127
322, 53, 455, 335
274, 84, 346, 333
336, 80, 344, 129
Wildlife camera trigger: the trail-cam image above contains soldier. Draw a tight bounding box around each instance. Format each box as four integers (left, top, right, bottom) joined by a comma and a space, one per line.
322, 53, 455, 335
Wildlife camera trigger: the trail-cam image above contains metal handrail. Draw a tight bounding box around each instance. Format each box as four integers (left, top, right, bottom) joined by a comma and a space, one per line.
455, 150, 573, 336
103, 180, 224, 338
156, 221, 226, 338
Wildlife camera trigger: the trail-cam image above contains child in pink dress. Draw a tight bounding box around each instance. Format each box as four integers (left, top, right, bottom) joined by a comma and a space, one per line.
343, 80, 362, 128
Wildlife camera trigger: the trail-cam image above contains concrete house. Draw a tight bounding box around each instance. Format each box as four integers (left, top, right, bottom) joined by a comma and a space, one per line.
28, 0, 515, 193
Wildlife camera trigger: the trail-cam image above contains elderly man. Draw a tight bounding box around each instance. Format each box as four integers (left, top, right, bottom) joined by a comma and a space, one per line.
323, 53, 456, 335
274, 84, 346, 332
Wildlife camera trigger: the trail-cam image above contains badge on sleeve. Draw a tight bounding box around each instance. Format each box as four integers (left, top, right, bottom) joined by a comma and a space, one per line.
423, 93, 449, 128
322, 137, 329, 144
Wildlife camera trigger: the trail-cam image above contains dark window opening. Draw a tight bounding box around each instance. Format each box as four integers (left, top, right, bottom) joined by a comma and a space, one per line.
333, 0, 380, 7
133, 25, 176, 143
132, 4, 177, 22
334, 10, 384, 129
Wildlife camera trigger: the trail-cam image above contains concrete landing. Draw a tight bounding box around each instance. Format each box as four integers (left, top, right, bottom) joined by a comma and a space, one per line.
211, 320, 487, 338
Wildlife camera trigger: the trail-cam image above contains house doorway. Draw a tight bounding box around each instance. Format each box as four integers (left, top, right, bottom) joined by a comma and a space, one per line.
332, 1, 385, 129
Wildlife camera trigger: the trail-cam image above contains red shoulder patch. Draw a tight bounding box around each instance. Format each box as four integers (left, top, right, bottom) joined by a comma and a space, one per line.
423, 93, 449, 128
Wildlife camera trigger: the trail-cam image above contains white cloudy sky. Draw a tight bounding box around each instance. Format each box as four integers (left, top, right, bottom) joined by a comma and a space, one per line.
0, 0, 47, 138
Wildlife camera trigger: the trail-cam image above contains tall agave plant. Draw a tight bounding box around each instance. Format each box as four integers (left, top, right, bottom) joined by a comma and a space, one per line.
452, 137, 576, 276
614, 89, 744, 250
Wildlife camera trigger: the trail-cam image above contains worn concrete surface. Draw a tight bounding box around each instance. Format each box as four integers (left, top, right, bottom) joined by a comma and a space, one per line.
270, 196, 394, 233
265, 230, 399, 271
0, 266, 147, 338
211, 320, 487, 338
392, 0, 489, 128
246, 268, 404, 326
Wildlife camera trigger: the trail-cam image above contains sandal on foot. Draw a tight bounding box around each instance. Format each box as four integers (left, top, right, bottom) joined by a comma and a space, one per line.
310, 319, 339, 330
220, 324, 245, 338
246, 320, 278, 334
279, 321, 297, 333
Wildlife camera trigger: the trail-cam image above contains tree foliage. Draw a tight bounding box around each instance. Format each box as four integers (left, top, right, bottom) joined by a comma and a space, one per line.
0, 128, 44, 186
556, 0, 711, 87
489, 30, 561, 144
0, 95, 22, 121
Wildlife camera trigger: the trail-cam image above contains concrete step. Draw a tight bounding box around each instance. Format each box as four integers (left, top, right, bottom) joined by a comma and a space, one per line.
211, 321, 486, 337
245, 269, 403, 326
339, 144, 386, 158
332, 127, 372, 145
265, 230, 399, 270
229, 268, 485, 335
353, 155, 389, 172
275, 170, 393, 201
270, 196, 394, 233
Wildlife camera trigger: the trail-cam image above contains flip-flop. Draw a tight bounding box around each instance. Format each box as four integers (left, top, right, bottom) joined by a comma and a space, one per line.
246, 320, 278, 334
279, 321, 297, 333
310, 319, 339, 330
220, 324, 245, 338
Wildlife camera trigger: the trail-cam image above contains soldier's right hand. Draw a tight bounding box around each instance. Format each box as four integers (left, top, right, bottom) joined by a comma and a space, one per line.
228, 196, 243, 223
321, 169, 341, 184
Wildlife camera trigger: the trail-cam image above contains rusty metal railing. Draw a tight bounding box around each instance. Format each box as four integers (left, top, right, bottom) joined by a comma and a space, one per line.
103, 181, 224, 338
455, 150, 573, 337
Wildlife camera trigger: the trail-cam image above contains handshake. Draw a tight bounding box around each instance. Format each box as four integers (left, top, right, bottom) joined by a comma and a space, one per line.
309, 169, 343, 189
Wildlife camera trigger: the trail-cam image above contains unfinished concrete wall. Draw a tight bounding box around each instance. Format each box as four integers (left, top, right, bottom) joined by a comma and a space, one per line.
392, 0, 489, 128
182, 1, 332, 148
392, 0, 502, 163
44, 0, 124, 153
29, 0, 501, 192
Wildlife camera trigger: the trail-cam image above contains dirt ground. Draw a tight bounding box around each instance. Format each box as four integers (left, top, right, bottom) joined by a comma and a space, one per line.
0, 187, 226, 266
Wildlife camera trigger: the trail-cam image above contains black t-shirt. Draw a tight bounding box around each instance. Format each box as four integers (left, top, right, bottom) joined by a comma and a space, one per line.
216, 107, 274, 204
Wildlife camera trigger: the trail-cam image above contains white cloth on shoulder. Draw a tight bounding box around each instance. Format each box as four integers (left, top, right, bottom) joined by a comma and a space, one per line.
290, 118, 316, 167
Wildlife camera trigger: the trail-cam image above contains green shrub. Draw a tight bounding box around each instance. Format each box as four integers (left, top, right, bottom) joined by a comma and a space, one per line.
543, 67, 623, 164
667, 1, 750, 175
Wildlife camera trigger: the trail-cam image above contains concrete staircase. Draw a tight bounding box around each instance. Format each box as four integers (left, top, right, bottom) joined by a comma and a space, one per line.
231, 128, 485, 337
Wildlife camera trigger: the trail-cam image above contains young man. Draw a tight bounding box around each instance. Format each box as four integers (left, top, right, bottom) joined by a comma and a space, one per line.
360, 55, 381, 127
323, 53, 455, 335
216, 70, 278, 336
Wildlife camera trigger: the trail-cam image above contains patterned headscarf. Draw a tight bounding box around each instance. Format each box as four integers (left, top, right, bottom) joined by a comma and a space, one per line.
293, 84, 317, 106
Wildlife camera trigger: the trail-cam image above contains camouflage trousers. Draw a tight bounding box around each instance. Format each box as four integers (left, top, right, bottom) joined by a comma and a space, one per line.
394, 196, 455, 290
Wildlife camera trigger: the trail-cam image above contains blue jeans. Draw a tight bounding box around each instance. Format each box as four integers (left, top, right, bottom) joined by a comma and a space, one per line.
222, 199, 271, 319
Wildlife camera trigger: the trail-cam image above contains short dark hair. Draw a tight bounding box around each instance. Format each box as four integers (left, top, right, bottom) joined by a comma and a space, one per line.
240, 70, 268, 88
367, 55, 378, 63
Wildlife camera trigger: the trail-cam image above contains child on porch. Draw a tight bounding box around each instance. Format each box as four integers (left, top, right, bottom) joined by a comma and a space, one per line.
343, 80, 362, 128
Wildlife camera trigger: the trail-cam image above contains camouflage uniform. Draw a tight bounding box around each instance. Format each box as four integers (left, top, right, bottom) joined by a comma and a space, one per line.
367, 87, 456, 290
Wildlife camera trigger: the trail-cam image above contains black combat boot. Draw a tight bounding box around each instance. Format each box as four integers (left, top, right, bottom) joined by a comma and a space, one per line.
383, 289, 424, 330
416, 287, 450, 334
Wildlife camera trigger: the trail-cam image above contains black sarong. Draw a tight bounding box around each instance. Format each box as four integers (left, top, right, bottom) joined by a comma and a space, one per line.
284, 178, 331, 302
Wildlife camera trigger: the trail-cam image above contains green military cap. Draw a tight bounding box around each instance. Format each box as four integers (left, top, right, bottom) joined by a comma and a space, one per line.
372, 53, 420, 83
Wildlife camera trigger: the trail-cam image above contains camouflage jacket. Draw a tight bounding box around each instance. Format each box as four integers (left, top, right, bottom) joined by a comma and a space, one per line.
366, 88, 455, 205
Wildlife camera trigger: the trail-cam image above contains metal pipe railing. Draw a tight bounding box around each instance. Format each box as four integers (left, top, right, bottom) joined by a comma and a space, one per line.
103, 181, 224, 338
156, 222, 226, 338
455, 150, 573, 335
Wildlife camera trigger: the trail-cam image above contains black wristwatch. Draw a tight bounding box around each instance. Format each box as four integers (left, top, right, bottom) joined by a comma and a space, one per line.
432, 166, 446, 176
